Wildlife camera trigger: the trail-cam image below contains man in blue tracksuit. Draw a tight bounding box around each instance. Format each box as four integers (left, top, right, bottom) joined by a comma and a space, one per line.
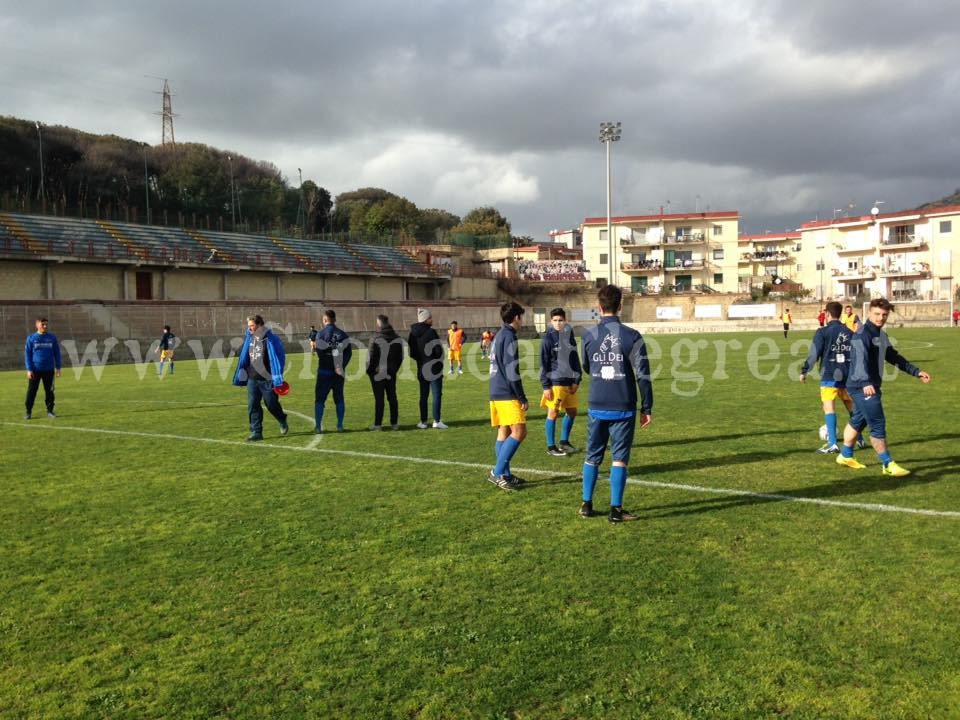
314, 308, 352, 433
488, 302, 528, 490
24, 316, 62, 420
799, 300, 863, 453
579, 285, 653, 523
836, 297, 931, 476
539, 307, 582, 456
232, 314, 289, 441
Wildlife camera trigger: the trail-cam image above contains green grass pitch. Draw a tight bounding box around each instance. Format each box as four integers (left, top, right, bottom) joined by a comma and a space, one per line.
2, 328, 959, 719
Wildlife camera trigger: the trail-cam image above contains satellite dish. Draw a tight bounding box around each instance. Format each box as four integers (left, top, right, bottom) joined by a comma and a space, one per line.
870, 206, 880, 216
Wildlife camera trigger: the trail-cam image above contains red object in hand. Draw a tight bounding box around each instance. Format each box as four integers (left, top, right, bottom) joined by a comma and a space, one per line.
273, 381, 290, 396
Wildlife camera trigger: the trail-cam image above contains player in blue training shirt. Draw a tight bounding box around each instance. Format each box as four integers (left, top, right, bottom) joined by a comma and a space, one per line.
157, 324, 176, 376
836, 298, 931, 476
579, 285, 653, 523
539, 307, 582, 456
314, 308, 352, 433
24, 316, 62, 420
488, 301, 528, 490
798, 301, 864, 453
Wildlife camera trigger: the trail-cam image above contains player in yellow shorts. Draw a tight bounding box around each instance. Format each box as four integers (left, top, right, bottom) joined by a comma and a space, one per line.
488, 302, 528, 490
158, 324, 176, 376
539, 308, 582, 456
447, 321, 464, 374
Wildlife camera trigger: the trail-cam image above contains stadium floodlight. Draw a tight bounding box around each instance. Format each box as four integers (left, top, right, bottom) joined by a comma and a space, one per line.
228, 155, 236, 231
599, 122, 622, 287
35, 121, 45, 210
142, 143, 151, 225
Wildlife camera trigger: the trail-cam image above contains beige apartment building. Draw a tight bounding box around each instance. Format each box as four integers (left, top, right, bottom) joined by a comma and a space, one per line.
795, 204, 960, 301
580, 211, 740, 294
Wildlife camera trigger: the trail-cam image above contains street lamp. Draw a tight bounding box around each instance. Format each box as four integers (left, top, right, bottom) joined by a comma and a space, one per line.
599, 121, 621, 288
35, 121, 45, 211
142, 143, 151, 224
227, 155, 236, 230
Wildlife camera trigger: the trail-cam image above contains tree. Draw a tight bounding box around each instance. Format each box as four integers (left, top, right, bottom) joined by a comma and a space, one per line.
451, 206, 511, 237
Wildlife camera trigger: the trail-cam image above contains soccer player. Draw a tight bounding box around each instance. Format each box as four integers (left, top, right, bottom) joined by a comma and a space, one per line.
579, 285, 653, 522
314, 308, 352, 433
836, 298, 931, 476
480, 329, 493, 358
799, 301, 863, 453
540, 307, 582, 456
232, 315, 289, 441
408, 309, 447, 429
24, 316, 62, 420
157, 324, 176, 376
447, 320, 464, 374
488, 302, 528, 490
780, 307, 792, 338
308, 324, 318, 352
817, 308, 826, 328
840, 305, 861, 332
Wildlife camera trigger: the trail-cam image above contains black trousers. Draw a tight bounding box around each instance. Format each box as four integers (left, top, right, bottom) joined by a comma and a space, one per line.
370, 375, 399, 426
26, 370, 56, 413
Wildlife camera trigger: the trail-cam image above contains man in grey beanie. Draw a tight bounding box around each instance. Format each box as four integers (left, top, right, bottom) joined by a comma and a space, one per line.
408, 308, 447, 428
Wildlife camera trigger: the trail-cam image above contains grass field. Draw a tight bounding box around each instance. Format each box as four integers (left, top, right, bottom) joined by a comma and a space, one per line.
2, 327, 959, 719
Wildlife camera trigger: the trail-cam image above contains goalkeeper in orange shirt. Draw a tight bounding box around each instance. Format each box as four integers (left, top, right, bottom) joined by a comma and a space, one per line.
447, 320, 465, 374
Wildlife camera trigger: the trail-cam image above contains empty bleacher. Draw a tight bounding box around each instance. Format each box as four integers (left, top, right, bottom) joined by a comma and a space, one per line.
0, 212, 442, 277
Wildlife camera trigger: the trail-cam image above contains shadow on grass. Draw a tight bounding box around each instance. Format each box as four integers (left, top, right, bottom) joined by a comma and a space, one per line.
640, 455, 960, 519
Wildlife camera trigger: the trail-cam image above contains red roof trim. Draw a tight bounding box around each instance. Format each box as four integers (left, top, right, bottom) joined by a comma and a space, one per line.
801, 203, 960, 230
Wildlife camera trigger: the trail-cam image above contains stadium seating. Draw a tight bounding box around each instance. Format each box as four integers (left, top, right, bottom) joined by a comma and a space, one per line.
0, 212, 441, 277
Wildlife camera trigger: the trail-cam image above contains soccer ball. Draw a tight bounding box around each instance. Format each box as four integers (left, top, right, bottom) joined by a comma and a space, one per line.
818, 424, 828, 442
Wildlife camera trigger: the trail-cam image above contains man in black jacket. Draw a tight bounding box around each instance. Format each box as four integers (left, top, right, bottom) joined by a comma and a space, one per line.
407, 308, 447, 429
366, 314, 404, 430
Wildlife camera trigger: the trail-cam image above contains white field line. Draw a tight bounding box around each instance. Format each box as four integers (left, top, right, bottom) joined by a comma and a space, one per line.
4, 421, 958, 520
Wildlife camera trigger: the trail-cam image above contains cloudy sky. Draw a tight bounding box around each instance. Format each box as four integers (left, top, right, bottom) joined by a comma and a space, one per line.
2, 0, 958, 237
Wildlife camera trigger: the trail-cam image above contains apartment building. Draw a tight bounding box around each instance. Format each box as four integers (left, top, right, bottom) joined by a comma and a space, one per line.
580, 211, 740, 294
795, 204, 960, 301
737, 231, 802, 293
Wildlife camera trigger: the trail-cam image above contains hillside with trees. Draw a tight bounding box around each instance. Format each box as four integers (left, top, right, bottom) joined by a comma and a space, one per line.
0, 116, 511, 246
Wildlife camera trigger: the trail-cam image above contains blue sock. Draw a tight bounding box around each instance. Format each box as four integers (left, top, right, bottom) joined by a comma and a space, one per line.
315, 404, 324, 430
494, 437, 520, 476
169, 362, 174, 374
158, 361, 164, 374
825, 413, 837, 445
582, 463, 598, 502
610, 465, 628, 507
335, 401, 345, 428
841, 444, 854, 458
878, 450, 892, 466
545, 418, 556, 448
561, 415, 574, 443
495, 439, 504, 458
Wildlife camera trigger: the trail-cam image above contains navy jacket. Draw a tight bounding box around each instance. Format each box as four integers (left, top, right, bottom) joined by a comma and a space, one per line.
232, 328, 286, 387
25, 331, 62, 373
159, 331, 176, 351
316, 323, 352, 377
489, 323, 526, 402
581, 316, 653, 414
800, 320, 852, 386
539, 325, 582, 390
846, 320, 921, 390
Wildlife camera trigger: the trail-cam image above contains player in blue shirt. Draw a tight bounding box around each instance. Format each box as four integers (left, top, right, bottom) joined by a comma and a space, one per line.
799, 301, 864, 453
579, 286, 653, 522
314, 308, 352, 433
488, 302, 528, 490
157, 325, 176, 376
24, 316, 62, 420
539, 307, 582, 456
836, 298, 931, 476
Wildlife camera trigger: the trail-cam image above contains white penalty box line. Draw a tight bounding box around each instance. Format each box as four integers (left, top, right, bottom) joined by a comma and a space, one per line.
5, 421, 959, 520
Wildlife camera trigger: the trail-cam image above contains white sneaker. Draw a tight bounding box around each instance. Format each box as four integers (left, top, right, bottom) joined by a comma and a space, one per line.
458, 368, 463, 374
416, 422, 428, 429
432, 421, 449, 429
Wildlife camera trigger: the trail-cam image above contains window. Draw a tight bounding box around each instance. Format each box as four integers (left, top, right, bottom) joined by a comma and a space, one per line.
940, 221, 952, 234
676, 226, 693, 237
816, 260, 825, 271
599, 229, 608, 243
848, 260, 859, 271
888, 225, 915, 244
796, 264, 803, 272
599, 253, 608, 265
712, 224, 723, 236
713, 248, 724, 260
713, 273, 723, 285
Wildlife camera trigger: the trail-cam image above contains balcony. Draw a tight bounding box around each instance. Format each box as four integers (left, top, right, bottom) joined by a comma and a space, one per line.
664, 259, 705, 271
750, 250, 792, 261
621, 261, 662, 274
833, 268, 876, 281
664, 233, 706, 245
880, 235, 927, 251
878, 262, 931, 279
834, 244, 875, 254
620, 236, 661, 249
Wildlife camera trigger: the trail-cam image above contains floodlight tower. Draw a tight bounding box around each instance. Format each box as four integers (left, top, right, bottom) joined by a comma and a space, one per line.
599, 121, 622, 288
